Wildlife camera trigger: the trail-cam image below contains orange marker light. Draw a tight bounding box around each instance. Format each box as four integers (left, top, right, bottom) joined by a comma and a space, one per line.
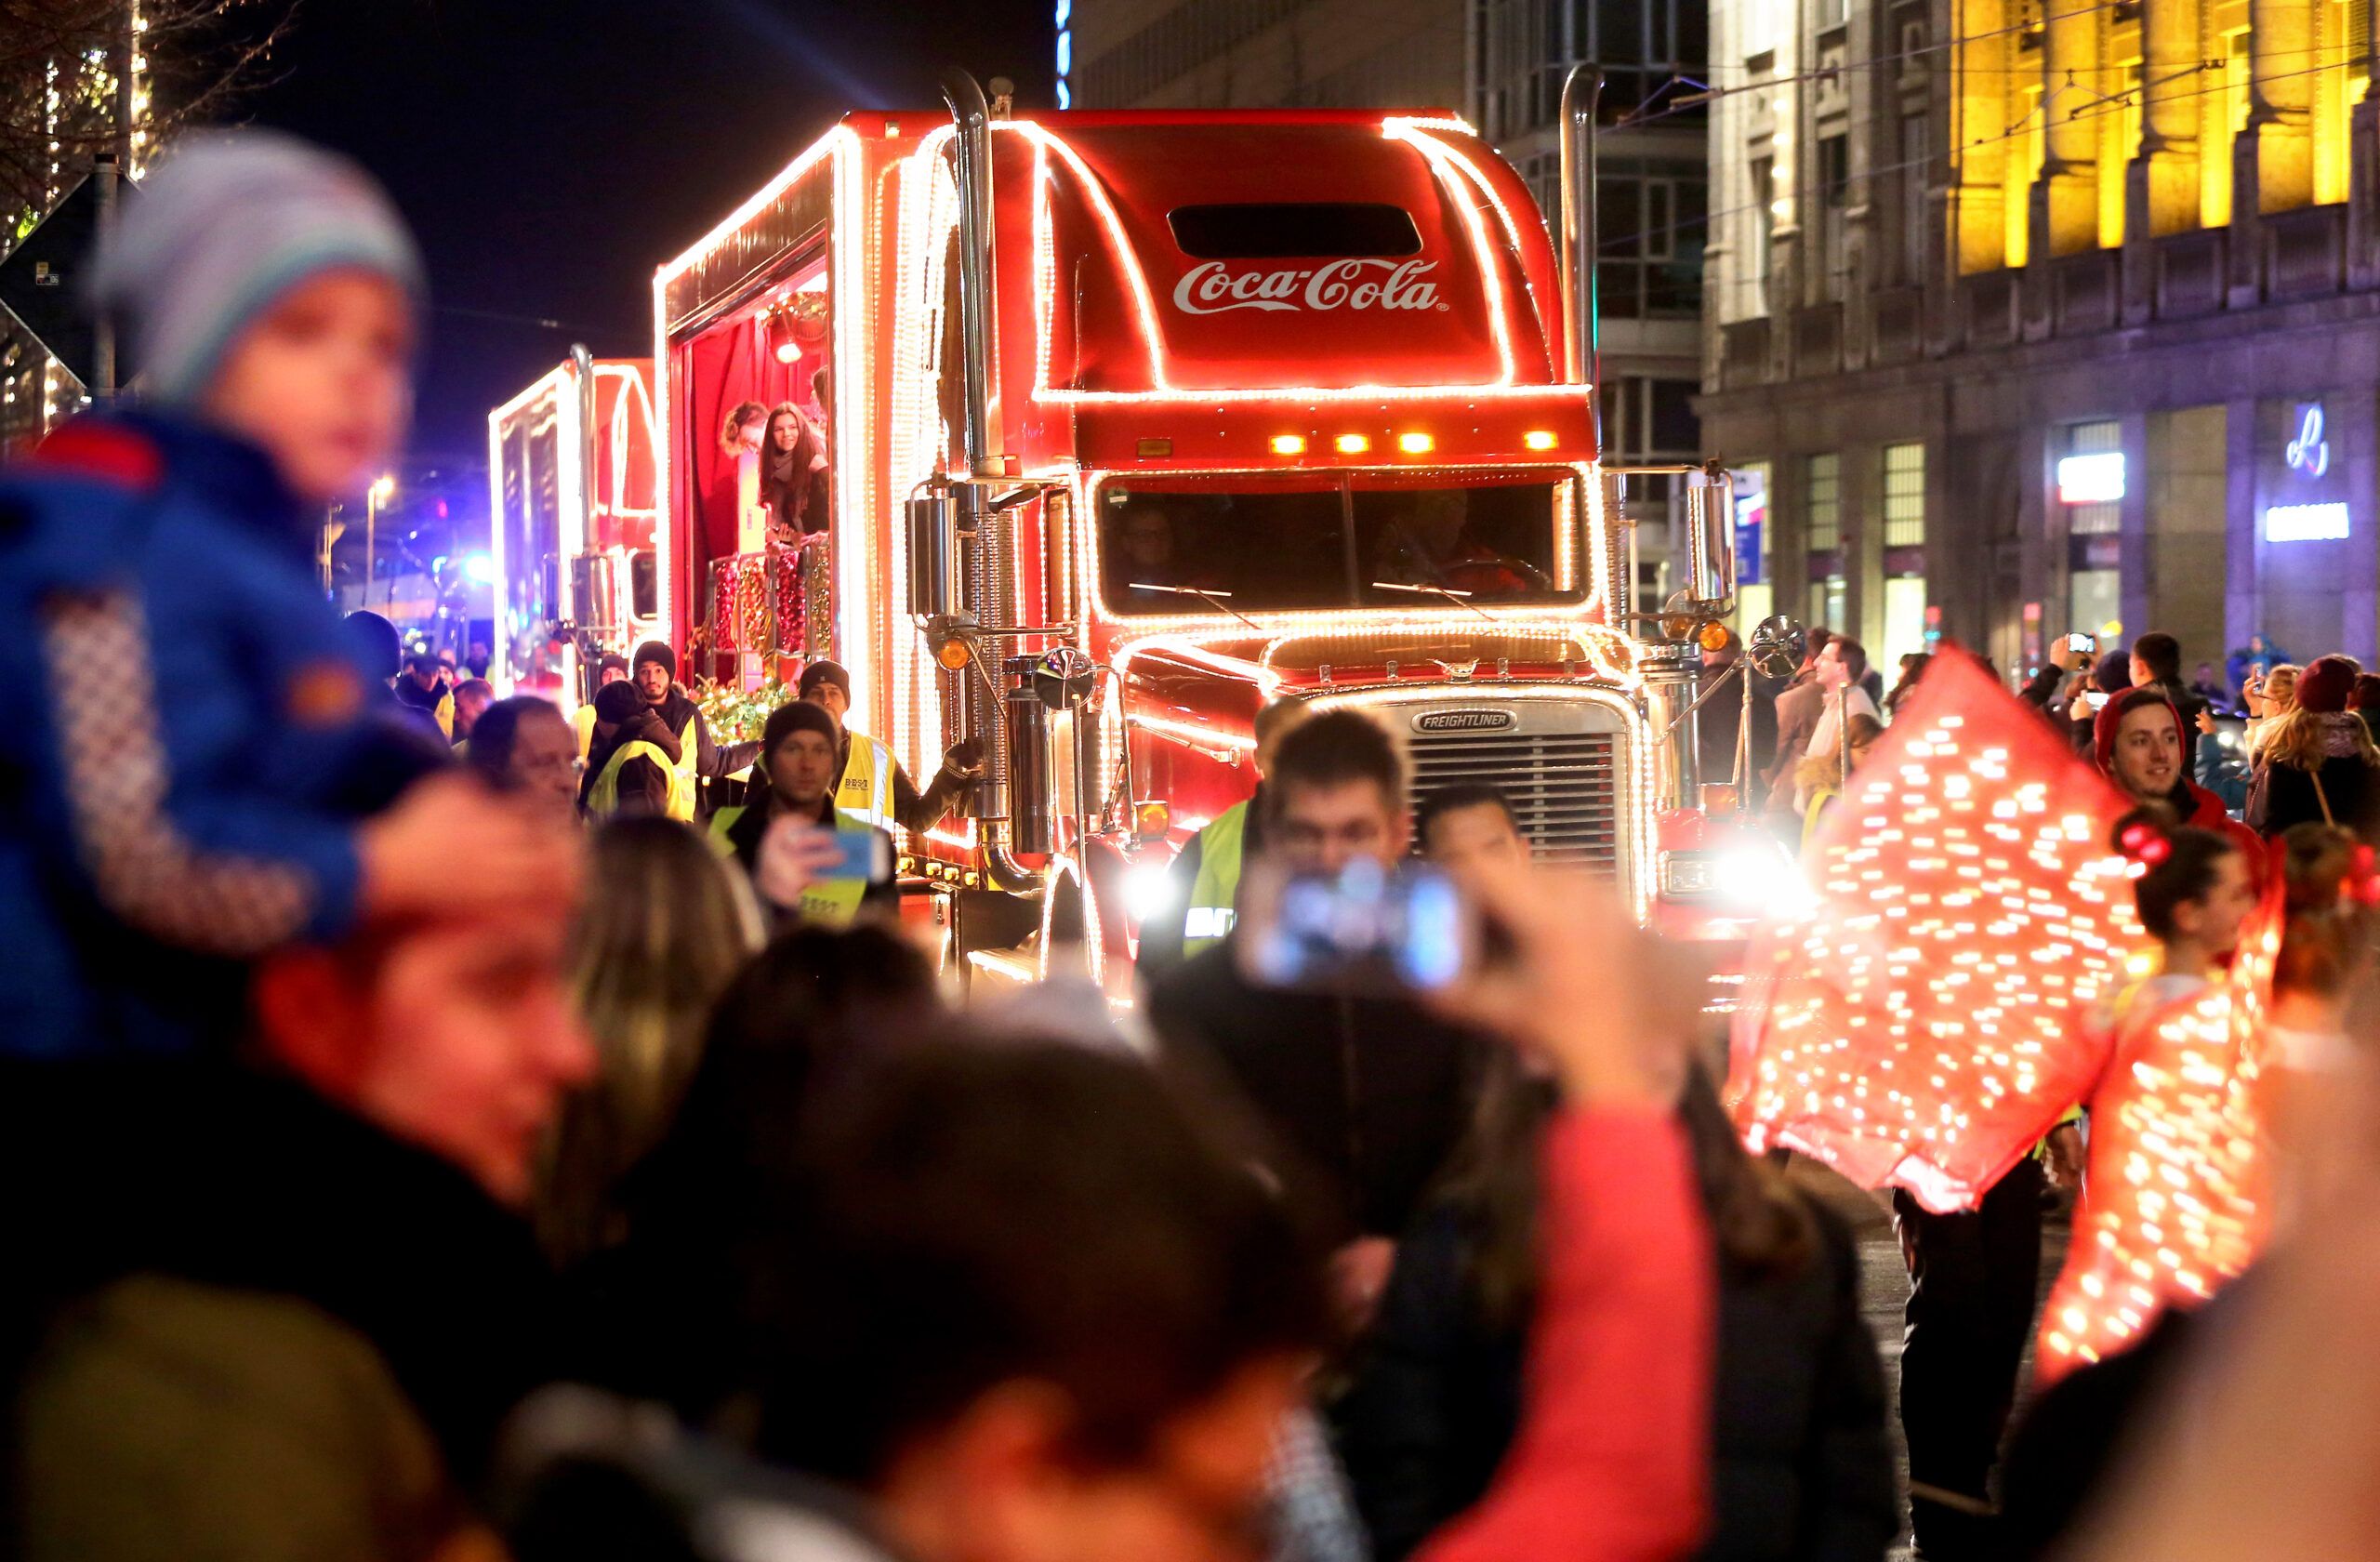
1524, 430, 1558, 451
1335, 433, 1370, 455
1270, 433, 1307, 456
1397, 431, 1435, 455
936, 639, 972, 670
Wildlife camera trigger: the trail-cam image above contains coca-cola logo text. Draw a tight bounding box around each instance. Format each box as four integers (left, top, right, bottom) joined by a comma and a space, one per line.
1171, 258, 1445, 315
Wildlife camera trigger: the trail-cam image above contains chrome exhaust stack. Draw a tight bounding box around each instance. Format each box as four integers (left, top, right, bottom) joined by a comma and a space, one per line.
938, 67, 1041, 892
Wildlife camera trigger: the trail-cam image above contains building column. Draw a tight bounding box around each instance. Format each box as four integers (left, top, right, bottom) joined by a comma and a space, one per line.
2128, 0, 2202, 239
2030, 0, 2102, 258
2117, 413, 2153, 640
2224, 396, 2261, 655
1949, 0, 2009, 277
2244, 0, 2316, 214
2349, 0, 2380, 287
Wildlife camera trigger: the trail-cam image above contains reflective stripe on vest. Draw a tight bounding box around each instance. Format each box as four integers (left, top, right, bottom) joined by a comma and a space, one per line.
835, 734, 899, 831
588, 739, 691, 819
706, 805, 743, 859
666, 714, 700, 822
1183, 801, 1250, 958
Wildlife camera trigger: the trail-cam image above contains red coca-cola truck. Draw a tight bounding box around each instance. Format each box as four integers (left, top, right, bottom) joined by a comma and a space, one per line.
647, 70, 1779, 986
487, 351, 662, 706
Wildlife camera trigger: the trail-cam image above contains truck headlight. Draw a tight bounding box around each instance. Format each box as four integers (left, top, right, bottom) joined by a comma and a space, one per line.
1659, 843, 1813, 914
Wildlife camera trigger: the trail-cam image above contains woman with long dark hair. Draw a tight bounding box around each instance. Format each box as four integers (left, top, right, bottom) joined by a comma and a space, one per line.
760, 402, 829, 542
1338, 1052, 1894, 1562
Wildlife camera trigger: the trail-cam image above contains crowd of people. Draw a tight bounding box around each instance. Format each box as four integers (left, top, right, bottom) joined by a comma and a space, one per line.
14, 125, 2380, 1562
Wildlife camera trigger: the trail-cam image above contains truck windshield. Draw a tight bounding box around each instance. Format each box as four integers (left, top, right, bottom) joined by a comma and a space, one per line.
1099, 470, 1581, 616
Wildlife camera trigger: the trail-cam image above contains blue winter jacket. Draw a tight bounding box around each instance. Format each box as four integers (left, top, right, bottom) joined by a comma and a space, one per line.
0, 412, 437, 1059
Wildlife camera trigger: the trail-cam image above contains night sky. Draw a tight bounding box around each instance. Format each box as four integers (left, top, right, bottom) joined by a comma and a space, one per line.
239, 0, 1054, 466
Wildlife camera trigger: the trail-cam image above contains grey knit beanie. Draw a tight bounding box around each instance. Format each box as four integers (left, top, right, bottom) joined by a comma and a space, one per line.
91, 129, 424, 404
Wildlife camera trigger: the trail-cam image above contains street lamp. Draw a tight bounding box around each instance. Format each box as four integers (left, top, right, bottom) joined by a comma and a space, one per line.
365, 474, 396, 609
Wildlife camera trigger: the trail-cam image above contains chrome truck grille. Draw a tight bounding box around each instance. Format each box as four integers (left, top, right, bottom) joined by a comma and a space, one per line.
1310, 692, 1638, 888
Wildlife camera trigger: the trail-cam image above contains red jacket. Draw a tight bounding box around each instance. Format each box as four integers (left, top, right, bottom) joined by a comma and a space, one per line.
1421, 1111, 1713, 1562
2091, 696, 2266, 880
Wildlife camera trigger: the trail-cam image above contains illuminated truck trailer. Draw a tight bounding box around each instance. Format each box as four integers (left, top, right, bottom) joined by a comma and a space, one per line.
652, 71, 1752, 986
487, 352, 661, 706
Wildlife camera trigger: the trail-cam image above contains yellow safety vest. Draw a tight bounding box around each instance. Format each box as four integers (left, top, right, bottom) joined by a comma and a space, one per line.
706, 804, 868, 926
1800, 786, 1838, 857
573, 703, 598, 762
834, 733, 900, 831
587, 739, 691, 819
665, 712, 700, 823
1183, 801, 1250, 956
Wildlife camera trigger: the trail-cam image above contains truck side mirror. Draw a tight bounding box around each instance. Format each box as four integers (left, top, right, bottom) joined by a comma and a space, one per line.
907, 491, 959, 619
1684, 465, 1735, 614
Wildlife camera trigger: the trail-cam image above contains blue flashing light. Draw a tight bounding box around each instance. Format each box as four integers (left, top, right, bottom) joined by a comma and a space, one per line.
463, 552, 496, 585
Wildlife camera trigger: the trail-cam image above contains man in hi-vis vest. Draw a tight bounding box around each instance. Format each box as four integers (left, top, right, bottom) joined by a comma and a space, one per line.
796, 660, 983, 834
578, 682, 687, 819
708, 699, 892, 926
1134, 697, 1312, 981
631, 641, 760, 822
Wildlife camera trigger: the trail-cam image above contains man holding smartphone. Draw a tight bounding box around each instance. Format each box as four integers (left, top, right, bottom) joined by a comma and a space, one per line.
711, 700, 895, 926
1149, 710, 1486, 1323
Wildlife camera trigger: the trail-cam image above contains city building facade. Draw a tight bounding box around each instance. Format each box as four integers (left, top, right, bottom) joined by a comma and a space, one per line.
1699, 0, 2380, 677
1066, 0, 1711, 579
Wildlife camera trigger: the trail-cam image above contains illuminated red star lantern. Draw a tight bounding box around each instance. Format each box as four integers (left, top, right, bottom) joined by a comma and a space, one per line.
2035, 888, 2281, 1383
1728, 650, 2146, 1212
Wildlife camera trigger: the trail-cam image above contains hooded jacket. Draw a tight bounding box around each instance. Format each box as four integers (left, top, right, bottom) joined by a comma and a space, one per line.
2092, 695, 2265, 873
579, 706, 683, 818
0, 413, 444, 1061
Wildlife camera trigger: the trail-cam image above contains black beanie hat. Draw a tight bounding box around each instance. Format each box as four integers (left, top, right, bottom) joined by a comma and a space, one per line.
597, 652, 630, 678
592, 682, 646, 724
762, 698, 842, 758
633, 640, 677, 680
797, 658, 852, 700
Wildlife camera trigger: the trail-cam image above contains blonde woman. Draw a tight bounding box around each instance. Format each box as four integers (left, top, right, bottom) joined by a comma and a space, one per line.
2248, 655, 2380, 840
2243, 661, 2300, 760
1795, 713, 1884, 854
537, 815, 763, 1266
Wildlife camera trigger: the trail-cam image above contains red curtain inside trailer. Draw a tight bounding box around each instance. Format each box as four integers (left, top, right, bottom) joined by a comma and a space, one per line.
670, 252, 834, 658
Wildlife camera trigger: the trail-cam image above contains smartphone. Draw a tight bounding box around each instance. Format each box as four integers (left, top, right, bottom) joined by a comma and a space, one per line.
815, 829, 892, 881
2064, 632, 2096, 654
1236, 859, 1475, 994
2084, 690, 2109, 710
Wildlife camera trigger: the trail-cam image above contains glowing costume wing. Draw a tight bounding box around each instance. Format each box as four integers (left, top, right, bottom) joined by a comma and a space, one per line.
1727, 651, 2145, 1213
2034, 890, 2281, 1383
